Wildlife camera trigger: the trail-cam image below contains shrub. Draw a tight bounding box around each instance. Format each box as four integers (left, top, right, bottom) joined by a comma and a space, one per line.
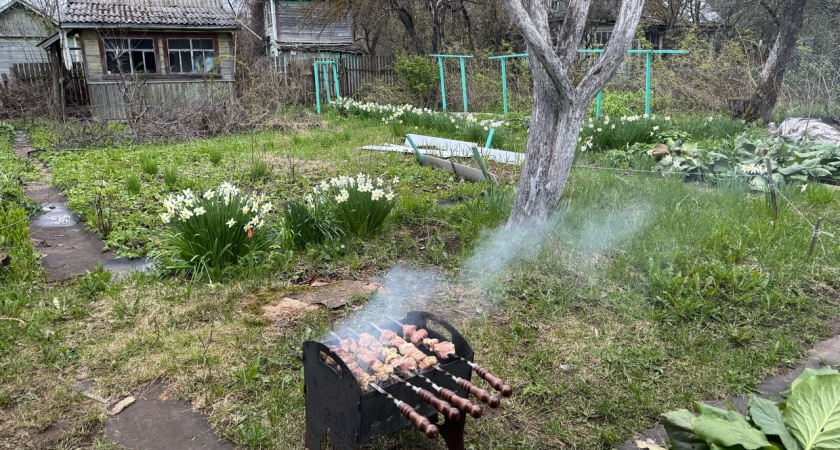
393, 54, 438, 106
163, 166, 178, 188
280, 197, 342, 250
139, 152, 158, 176
161, 183, 272, 281
314, 174, 398, 238
663, 368, 840, 450
124, 173, 141, 194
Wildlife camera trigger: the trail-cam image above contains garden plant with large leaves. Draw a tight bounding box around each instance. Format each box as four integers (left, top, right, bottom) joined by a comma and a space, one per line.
663, 368, 840, 449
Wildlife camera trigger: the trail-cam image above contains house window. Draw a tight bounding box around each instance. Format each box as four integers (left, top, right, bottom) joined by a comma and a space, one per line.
104, 38, 157, 74
594, 30, 612, 47
168, 38, 216, 74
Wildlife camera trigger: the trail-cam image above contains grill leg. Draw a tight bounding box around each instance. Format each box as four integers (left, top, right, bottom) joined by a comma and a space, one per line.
438, 414, 466, 450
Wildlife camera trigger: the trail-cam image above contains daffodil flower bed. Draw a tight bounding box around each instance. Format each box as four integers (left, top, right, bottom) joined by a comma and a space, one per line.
312, 173, 398, 238
160, 182, 272, 281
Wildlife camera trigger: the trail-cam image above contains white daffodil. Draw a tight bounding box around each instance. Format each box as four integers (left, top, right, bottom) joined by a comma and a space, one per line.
371, 189, 384, 200
226, 218, 236, 228
262, 202, 273, 213
194, 207, 206, 216
203, 190, 214, 199
385, 191, 395, 201
159, 213, 171, 223
242, 206, 250, 214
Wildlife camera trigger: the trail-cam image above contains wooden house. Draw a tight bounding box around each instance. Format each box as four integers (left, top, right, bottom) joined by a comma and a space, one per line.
264, 0, 363, 66
0, 0, 54, 78
40, 0, 238, 120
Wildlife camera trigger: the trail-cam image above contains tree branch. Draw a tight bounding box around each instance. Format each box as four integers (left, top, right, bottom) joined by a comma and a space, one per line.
555, 0, 593, 66
501, 0, 575, 103
577, 0, 645, 102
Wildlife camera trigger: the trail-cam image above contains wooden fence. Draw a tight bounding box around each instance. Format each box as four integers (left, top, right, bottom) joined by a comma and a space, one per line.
6, 62, 89, 109
270, 54, 397, 100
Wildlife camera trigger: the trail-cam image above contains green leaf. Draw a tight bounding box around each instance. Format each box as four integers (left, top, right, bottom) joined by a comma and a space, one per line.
749, 395, 802, 450
783, 374, 840, 450
782, 368, 840, 398
663, 410, 710, 450
695, 402, 748, 422
692, 414, 772, 449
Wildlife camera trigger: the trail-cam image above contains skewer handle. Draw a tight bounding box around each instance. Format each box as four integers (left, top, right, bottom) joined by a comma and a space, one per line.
471, 363, 513, 397
397, 402, 439, 439
438, 386, 483, 418
457, 378, 500, 408
417, 387, 460, 421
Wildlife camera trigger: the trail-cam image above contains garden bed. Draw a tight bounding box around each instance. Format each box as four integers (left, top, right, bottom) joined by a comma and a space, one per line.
1, 113, 839, 449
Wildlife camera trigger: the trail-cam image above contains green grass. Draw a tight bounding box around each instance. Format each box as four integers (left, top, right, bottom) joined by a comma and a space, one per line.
2, 115, 840, 449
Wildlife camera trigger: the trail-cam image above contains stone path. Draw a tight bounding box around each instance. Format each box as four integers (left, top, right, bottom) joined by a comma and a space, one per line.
619, 334, 840, 450
103, 383, 232, 450
15, 131, 152, 281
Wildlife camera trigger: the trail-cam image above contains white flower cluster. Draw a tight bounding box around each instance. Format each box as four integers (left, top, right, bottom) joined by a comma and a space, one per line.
336, 99, 494, 130
740, 163, 766, 175
160, 182, 272, 232
312, 173, 398, 204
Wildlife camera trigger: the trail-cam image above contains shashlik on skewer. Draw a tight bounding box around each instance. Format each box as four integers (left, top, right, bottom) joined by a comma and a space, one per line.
394, 372, 483, 419
366, 322, 499, 408
384, 315, 513, 398
328, 330, 463, 422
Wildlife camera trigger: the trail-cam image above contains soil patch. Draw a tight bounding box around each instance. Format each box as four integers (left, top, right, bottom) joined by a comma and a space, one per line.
286, 279, 382, 309
104, 382, 231, 450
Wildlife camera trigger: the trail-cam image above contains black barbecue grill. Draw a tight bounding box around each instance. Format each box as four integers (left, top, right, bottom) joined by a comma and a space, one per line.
303, 311, 506, 450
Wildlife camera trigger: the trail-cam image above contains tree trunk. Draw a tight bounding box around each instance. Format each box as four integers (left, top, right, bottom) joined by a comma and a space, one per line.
742, 0, 808, 123
502, 0, 645, 223
510, 59, 587, 220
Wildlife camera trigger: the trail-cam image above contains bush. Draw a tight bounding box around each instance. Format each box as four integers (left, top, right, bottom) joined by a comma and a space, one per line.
161, 183, 272, 281
664, 368, 840, 450
280, 198, 342, 250
393, 54, 438, 106
313, 174, 398, 238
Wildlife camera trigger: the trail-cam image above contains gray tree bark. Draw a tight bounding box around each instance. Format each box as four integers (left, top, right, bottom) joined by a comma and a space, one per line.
501, 0, 645, 223
742, 0, 809, 123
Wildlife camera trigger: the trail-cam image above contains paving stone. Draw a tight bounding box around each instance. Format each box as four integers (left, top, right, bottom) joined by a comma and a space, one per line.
105, 383, 232, 450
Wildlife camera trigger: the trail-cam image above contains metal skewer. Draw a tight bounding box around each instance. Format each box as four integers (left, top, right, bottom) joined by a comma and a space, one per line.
369, 383, 439, 439
384, 315, 513, 398
398, 372, 483, 418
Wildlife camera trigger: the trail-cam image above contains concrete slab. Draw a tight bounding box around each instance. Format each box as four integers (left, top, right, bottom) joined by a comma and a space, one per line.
104, 383, 231, 450
100, 257, 155, 280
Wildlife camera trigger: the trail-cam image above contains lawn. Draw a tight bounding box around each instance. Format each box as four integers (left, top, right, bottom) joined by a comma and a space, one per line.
1, 110, 839, 449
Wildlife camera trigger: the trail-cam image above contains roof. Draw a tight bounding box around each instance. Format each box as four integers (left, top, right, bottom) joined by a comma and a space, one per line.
0, 0, 56, 23
61, 0, 237, 29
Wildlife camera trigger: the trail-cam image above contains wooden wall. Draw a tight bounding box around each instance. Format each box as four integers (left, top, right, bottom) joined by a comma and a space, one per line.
0, 3, 52, 76
89, 80, 233, 121
274, 1, 353, 44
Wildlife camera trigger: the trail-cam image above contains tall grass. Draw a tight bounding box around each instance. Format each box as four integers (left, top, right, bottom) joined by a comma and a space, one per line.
139, 152, 158, 176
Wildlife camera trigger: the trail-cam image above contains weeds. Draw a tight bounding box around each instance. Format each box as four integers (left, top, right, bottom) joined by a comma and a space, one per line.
139, 152, 158, 176
124, 173, 141, 195
249, 159, 272, 182
163, 165, 178, 188
86, 189, 117, 238
209, 148, 223, 166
